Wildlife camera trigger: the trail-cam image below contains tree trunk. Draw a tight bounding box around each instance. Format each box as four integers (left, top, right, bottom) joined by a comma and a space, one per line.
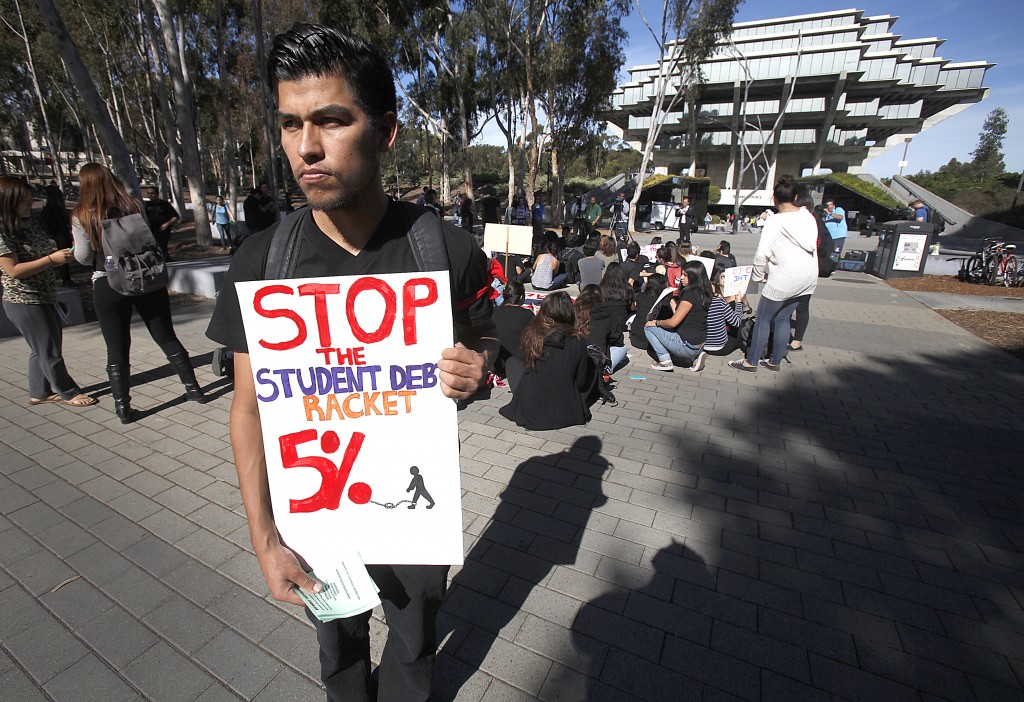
33, 0, 138, 194
251, 0, 279, 217
14, 0, 65, 191
143, 6, 184, 210
153, 0, 211, 244
550, 146, 563, 227
456, 88, 475, 196
216, 0, 238, 217
440, 116, 451, 209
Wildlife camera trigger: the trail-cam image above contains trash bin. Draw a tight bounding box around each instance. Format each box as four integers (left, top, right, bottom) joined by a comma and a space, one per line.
870, 220, 934, 279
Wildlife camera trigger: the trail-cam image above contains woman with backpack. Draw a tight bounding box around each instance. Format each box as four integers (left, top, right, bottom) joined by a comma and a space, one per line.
499, 291, 597, 430
644, 259, 712, 372
0, 176, 96, 409
72, 163, 207, 423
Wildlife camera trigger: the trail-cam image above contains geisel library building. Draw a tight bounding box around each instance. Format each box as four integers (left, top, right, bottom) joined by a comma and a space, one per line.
606, 8, 992, 209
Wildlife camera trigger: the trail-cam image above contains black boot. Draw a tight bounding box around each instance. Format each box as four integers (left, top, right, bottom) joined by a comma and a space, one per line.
106, 364, 134, 424
167, 351, 208, 403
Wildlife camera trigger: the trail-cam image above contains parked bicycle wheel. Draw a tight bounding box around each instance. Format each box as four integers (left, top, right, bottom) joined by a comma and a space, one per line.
1003, 256, 1018, 288
964, 254, 986, 284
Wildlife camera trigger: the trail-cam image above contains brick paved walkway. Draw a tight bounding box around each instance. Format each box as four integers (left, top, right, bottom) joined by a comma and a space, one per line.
1, 232, 1022, 701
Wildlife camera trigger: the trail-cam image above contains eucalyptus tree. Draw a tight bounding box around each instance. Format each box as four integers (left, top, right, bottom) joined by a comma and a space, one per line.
627, 0, 738, 232
152, 0, 211, 243
537, 0, 628, 225
33, 0, 141, 195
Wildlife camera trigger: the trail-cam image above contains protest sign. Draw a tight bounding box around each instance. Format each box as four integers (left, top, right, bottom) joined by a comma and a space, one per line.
483, 223, 533, 257
722, 265, 753, 297
690, 256, 716, 279
236, 272, 463, 571
639, 244, 660, 261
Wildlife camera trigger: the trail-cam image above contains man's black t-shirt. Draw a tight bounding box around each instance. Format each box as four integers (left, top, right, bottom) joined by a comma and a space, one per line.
144, 198, 178, 235
206, 200, 493, 353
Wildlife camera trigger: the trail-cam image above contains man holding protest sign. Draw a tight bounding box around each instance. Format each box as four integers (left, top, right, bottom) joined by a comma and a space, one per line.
206, 24, 496, 702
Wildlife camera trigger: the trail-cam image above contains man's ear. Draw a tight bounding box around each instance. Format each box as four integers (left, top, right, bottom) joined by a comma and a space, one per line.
379, 112, 398, 152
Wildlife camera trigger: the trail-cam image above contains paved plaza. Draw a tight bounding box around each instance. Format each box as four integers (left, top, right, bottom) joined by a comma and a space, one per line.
1, 231, 1022, 701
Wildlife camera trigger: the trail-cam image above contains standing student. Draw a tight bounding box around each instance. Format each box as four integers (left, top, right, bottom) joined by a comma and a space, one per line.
204, 24, 497, 702
143, 186, 179, 259
823, 198, 848, 258
212, 195, 234, 249
0, 176, 95, 408
72, 163, 208, 423
730, 176, 818, 373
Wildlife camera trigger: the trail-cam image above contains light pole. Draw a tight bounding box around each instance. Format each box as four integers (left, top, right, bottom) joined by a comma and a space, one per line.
898, 137, 912, 177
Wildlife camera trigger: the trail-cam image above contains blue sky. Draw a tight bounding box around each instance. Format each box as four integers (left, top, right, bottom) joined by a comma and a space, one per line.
621, 1, 1024, 177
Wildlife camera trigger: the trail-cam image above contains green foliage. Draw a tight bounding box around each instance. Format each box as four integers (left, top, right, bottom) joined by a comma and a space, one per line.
970, 107, 1008, 179
708, 185, 721, 205
801, 173, 904, 209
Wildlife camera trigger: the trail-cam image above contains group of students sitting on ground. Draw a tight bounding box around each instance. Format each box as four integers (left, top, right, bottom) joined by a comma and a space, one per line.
489, 175, 835, 431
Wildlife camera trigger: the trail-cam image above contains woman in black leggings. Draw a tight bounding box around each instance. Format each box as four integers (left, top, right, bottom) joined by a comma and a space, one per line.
72, 163, 207, 423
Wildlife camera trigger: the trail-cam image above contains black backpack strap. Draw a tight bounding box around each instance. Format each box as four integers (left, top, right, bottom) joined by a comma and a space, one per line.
399, 201, 450, 272
263, 208, 310, 279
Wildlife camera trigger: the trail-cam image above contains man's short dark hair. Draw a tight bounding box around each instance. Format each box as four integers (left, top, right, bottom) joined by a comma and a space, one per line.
718, 240, 730, 255
583, 241, 599, 257
626, 241, 640, 260
268, 23, 397, 126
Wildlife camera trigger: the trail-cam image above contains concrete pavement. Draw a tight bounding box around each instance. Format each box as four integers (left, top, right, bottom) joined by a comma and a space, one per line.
1, 230, 1022, 701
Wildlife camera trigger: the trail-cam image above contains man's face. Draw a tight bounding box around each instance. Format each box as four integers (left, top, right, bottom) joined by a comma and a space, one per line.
260, 184, 270, 195
589, 196, 597, 204
825, 201, 835, 211
683, 198, 689, 206
146, 188, 158, 200
277, 73, 396, 212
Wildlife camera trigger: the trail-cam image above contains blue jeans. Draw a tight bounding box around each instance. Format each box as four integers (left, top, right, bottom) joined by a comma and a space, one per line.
609, 344, 628, 371
746, 294, 810, 365
533, 273, 567, 291
644, 326, 702, 365
214, 222, 231, 247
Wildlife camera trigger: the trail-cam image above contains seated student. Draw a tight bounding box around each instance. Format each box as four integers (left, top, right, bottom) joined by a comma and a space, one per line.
577, 240, 605, 290
559, 232, 584, 285
574, 284, 603, 341
704, 263, 744, 356
588, 263, 635, 372
596, 235, 620, 268
531, 240, 566, 290
629, 273, 672, 354
491, 280, 535, 378
499, 292, 597, 430
619, 241, 649, 292
644, 260, 712, 372
714, 240, 737, 268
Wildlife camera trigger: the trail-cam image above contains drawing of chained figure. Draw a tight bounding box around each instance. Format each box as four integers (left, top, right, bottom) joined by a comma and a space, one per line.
406, 466, 435, 509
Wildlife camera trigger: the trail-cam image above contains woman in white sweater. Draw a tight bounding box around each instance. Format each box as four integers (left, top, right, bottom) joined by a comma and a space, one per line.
730, 176, 818, 372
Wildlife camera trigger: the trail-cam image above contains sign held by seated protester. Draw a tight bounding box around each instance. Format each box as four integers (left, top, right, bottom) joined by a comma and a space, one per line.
483, 223, 533, 258
235, 272, 463, 570
722, 265, 754, 298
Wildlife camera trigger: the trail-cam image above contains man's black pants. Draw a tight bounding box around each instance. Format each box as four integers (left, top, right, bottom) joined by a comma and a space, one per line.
307, 564, 449, 702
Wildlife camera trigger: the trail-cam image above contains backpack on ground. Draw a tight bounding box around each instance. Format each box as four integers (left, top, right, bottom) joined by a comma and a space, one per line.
101, 212, 168, 296
737, 315, 772, 359
584, 344, 617, 407
817, 223, 836, 278
212, 203, 450, 377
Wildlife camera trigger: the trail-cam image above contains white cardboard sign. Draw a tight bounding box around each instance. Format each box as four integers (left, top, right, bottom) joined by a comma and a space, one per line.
236, 272, 463, 570
483, 223, 534, 256
722, 266, 754, 297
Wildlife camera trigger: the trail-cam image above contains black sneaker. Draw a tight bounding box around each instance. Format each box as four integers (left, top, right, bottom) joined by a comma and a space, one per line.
758, 359, 781, 372
729, 359, 756, 373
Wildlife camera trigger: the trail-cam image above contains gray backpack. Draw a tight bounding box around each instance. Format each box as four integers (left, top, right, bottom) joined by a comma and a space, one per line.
101, 212, 168, 296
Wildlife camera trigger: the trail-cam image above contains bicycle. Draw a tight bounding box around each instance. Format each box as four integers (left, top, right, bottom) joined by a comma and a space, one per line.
963, 239, 1018, 286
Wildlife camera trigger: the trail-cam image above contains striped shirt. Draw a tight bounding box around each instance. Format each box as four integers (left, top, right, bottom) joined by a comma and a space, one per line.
705, 297, 743, 351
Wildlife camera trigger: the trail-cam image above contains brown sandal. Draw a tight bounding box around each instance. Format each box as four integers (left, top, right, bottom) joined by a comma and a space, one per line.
29, 394, 62, 406
60, 395, 98, 407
